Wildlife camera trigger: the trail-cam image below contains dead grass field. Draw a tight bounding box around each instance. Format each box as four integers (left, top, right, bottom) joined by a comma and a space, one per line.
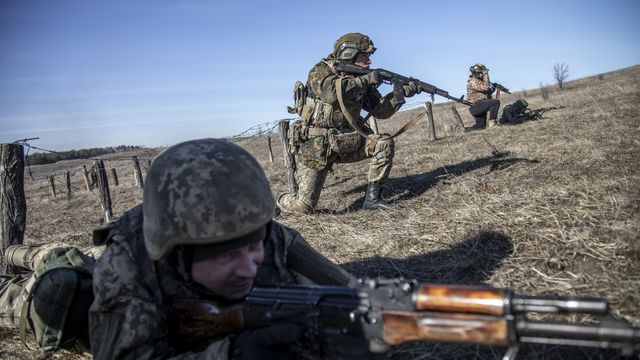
1, 65, 639, 359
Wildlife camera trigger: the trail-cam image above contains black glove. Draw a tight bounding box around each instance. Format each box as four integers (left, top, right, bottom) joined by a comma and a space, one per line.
231, 323, 302, 360
358, 70, 382, 87
403, 80, 421, 97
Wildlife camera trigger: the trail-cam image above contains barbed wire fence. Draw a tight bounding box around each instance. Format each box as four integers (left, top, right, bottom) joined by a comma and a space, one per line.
6, 96, 472, 221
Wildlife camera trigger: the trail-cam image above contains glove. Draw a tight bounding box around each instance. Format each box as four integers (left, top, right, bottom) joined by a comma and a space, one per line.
358, 70, 382, 87
403, 81, 421, 97
231, 323, 302, 360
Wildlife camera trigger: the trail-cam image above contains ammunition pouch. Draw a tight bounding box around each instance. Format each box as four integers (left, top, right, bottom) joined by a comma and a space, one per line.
328, 129, 361, 154
288, 121, 308, 155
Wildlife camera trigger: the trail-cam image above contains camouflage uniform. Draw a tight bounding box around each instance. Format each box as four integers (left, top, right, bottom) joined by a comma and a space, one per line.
89, 204, 354, 359
277, 57, 404, 213
466, 65, 501, 129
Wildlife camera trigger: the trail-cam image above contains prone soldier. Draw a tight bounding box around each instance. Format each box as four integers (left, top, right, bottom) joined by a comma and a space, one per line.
88, 138, 361, 359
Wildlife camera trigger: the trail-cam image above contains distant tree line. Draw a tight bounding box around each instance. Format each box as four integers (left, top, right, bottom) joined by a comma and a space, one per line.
26, 145, 143, 165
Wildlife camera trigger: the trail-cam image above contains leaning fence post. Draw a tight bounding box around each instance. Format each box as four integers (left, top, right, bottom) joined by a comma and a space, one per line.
48, 175, 56, 197
267, 136, 274, 164
65, 171, 72, 199
450, 105, 466, 132
95, 160, 113, 222
82, 164, 93, 191
110, 168, 119, 186
424, 102, 436, 141
0, 143, 26, 274
132, 156, 144, 189
278, 120, 298, 194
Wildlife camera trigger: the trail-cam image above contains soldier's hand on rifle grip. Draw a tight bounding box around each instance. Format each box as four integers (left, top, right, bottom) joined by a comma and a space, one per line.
403, 81, 421, 97
358, 70, 383, 87
231, 323, 303, 360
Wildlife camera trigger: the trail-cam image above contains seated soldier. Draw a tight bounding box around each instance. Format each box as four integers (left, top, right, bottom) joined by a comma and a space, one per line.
88, 138, 360, 359
499, 98, 530, 124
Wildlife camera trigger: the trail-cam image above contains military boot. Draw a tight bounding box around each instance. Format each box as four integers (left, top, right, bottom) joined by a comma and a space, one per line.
487, 119, 497, 128
362, 182, 392, 210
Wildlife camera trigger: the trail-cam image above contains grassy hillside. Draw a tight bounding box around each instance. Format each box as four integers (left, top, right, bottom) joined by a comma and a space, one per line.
2, 65, 639, 359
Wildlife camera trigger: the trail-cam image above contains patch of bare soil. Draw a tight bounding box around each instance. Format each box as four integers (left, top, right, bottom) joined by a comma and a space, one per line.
3, 65, 639, 359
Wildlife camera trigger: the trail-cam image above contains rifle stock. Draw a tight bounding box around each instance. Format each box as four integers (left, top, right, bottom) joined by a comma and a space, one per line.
170, 279, 639, 358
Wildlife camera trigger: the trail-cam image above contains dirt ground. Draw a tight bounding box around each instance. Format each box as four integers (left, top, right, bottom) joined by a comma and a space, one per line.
2, 65, 639, 359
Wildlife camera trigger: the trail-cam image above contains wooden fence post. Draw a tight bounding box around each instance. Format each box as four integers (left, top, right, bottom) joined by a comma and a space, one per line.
82, 164, 93, 191
450, 106, 466, 132
278, 120, 298, 194
132, 156, 144, 189
95, 160, 113, 222
0, 143, 26, 274
110, 168, 119, 186
48, 175, 56, 197
424, 101, 436, 141
65, 171, 72, 199
267, 136, 274, 164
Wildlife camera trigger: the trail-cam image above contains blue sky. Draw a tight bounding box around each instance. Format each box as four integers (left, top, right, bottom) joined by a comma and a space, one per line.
1, 0, 638, 151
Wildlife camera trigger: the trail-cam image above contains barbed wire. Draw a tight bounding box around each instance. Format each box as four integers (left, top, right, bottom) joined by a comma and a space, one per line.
11, 98, 459, 182
227, 117, 299, 139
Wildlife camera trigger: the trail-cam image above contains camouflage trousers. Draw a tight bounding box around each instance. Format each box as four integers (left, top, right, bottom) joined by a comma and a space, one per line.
0, 243, 104, 328
278, 134, 394, 213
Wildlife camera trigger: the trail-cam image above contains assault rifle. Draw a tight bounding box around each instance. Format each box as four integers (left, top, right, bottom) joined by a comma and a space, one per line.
526, 106, 566, 120
171, 278, 639, 359
492, 82, 511, 94
335, 63, 472, 106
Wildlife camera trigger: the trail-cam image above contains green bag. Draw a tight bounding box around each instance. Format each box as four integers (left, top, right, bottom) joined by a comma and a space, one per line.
19, 247, 95, 351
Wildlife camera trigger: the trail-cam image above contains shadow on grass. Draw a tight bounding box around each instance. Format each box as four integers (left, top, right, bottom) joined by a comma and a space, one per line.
340, 153, 539, 212
340, 231, 513, 285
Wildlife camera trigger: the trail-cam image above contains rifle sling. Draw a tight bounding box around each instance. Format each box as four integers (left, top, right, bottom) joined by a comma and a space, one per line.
335, 77, 425, 140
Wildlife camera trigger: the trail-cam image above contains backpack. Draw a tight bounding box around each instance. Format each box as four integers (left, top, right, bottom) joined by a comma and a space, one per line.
18, 247, 96, 351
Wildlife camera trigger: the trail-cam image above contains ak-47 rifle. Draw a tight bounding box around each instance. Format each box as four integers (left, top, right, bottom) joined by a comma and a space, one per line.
492, 82, 511, 94
526, 106, 566, 120
171, 278, 639, 359
335, 63, 472, 106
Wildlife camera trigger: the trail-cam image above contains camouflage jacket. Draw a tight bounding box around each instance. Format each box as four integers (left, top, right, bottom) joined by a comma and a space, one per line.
89, 204, 346, 360
306, 58, 402, 130
466, 73, 492, 103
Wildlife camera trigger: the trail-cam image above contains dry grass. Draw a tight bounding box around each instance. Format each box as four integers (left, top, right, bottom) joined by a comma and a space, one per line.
2, 65, 639, 359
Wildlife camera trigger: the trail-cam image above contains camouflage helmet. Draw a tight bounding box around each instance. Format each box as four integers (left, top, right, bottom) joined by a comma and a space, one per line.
333, 32, 376, 60
513, 98, 529, 111
470, 63, 488, 74
142, 138, 275, 260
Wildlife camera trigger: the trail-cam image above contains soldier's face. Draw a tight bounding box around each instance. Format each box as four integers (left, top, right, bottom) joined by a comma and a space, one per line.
191, 241, 265, 300
353, 52, 371, 69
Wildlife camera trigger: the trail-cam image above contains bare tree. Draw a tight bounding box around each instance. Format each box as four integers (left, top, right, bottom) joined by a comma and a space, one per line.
553, 62, 570, 89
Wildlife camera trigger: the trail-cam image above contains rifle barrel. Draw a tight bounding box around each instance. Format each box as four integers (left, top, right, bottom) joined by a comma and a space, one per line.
511, 295, 609, 315
335, 63, 471, 106
517, 320, 640, 353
